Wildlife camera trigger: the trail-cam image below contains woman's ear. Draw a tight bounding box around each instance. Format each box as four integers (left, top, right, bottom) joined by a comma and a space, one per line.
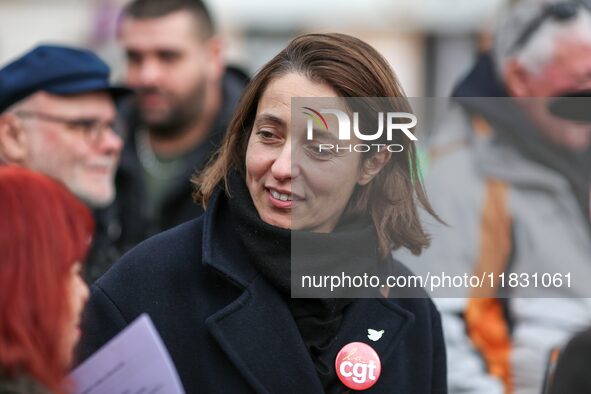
358, 149, 391, 185
0, 114, 28, 164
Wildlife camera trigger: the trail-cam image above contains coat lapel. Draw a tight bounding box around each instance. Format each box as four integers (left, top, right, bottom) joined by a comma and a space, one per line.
202, 191, 415, 392
205, 280, 414, 393
316, 297, 414, 390
202, 192, 323, 393
206, 275, 324, 393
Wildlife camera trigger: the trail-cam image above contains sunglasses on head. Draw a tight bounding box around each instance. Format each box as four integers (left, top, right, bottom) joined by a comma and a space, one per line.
509, 1, 591, 53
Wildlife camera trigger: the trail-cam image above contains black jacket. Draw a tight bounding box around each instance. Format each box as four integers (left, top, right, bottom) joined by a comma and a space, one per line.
549, 327, 591, 394
77, 190, 447, 393
84, 67, 248, 283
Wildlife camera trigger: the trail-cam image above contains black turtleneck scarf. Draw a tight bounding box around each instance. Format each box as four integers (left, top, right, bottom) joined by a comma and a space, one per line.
225, 170, 383, 391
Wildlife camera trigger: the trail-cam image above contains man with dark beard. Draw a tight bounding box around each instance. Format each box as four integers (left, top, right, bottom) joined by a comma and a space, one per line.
87, 0, 248, 282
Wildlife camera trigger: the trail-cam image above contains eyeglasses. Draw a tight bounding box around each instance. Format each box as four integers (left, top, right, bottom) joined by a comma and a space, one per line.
14, 110, 122, 145
509, 1, 590, 54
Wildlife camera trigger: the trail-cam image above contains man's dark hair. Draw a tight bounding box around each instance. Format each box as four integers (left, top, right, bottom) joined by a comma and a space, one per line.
122, 0, 214, 38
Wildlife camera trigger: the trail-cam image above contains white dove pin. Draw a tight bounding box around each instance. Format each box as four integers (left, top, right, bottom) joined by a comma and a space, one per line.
367, 329, 384, 342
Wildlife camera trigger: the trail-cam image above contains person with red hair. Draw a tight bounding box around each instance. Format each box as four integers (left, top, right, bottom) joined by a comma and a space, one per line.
0, 166, 93, 393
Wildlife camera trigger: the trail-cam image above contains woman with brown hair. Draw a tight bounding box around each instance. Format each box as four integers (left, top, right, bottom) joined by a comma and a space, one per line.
78, 33, 446, 393
0, 166, 93, 394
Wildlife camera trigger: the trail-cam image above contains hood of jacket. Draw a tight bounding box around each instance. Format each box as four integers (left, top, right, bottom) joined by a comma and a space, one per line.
451, 53, 590, 221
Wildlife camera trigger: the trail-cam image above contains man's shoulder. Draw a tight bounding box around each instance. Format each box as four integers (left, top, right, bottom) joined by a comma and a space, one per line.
95, 216, 205, 292
125, 215, 204, 257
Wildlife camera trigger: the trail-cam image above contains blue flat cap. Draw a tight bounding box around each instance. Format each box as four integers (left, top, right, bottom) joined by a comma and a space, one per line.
0, 44, 131, 113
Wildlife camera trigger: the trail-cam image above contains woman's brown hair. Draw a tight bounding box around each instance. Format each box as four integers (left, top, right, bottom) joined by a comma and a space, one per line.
193, 32, 438, 257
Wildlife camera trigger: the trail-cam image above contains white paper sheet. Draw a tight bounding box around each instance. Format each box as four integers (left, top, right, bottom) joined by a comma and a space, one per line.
70, 314, 185, 394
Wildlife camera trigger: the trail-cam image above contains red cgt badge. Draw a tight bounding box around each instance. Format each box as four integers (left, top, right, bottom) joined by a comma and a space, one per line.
335, 342, 381, 390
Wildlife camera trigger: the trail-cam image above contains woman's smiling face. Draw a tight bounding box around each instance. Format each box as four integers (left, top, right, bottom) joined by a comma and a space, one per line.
245, 73, 378, 232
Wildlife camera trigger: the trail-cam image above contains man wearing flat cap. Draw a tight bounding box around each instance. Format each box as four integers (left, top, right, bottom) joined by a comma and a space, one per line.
0, 45, 130, 280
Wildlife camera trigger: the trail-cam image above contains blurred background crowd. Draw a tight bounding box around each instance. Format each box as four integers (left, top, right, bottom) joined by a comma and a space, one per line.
1, 0, 591, 393
0, 0, 504, 98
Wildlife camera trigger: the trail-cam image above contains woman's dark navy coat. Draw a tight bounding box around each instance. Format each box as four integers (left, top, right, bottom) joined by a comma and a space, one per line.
77, 191, 447, 393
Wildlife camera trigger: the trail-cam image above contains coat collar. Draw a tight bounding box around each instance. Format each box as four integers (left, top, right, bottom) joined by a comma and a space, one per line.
201, 188, 259, 288
202, 189, 415, 392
